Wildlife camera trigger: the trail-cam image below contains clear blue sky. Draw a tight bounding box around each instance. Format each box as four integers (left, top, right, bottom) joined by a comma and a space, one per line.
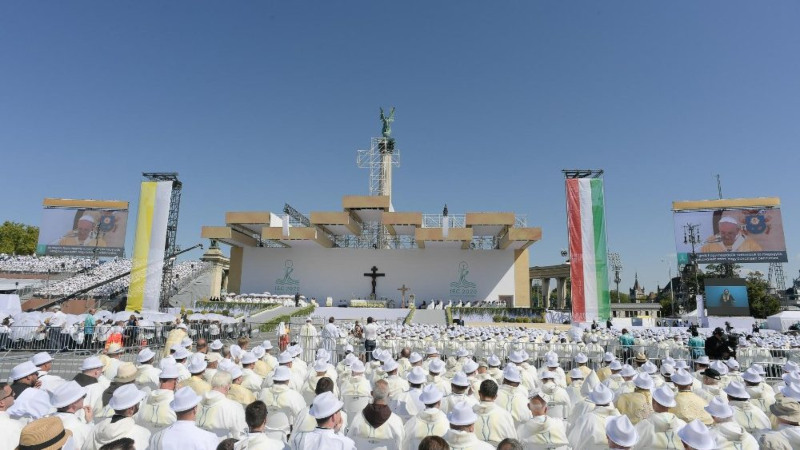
2, 1, 799, 293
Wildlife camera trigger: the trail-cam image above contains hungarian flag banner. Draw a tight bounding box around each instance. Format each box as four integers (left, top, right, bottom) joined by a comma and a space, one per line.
566, 178, 611, 322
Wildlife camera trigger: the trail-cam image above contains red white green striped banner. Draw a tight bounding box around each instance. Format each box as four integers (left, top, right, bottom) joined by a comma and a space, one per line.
566, 178, 611, 322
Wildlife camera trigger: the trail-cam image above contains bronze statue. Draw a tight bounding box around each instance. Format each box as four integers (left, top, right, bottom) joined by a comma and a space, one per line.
379, 107, 395, 138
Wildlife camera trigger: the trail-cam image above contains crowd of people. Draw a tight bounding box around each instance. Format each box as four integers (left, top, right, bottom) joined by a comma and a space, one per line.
3, 315, 800, 450
0, 255, 100, 274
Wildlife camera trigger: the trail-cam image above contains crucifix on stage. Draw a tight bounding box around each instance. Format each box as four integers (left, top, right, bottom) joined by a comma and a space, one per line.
364, 266, 385, 300
397, 284, 410, 308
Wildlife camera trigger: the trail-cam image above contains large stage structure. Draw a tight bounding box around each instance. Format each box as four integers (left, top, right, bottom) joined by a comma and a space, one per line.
201, 109, 541, 307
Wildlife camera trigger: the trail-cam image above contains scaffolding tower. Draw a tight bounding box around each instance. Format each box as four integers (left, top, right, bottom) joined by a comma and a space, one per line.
357, 137, 400, 199
142, 172, 183, 309
768, 262, 786, 293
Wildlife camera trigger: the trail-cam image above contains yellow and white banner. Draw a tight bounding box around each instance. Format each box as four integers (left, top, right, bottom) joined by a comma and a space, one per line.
127, 181, 172, 311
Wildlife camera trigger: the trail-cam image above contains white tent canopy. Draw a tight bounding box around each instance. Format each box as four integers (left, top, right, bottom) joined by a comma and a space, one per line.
767, 310, 800, 332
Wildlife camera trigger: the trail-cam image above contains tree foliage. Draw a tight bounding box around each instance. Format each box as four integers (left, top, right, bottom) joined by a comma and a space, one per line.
0, 221, 39, 255
746, 271, 781, 318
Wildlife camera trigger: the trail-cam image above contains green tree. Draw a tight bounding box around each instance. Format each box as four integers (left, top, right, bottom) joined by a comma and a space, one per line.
704, 263, 742, 278
0, 221, 39, 255
747, 271, 781, 318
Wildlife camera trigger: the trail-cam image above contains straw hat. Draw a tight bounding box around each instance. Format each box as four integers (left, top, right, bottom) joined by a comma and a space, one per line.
770, 397, 800, 423
113, 363, 137, 383
18, 417, 72, 450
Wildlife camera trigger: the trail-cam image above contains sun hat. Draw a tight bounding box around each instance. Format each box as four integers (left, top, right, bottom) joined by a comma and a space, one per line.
106, 343, 124, 355
575, 353, 588, 364
159, 363, 180, 380
261, 340, 273, 350
429, 359, 445, 374
113, 363, 137, 383
652, 384, 676, 408
770, 396, 800, 423
350, 360, 366, 374
634, 352, 647, 364
609, 360, 623, 371
569, 368, 584, 380
136, 348, 156, 364
751, 364, 766, 376
181, 337, 192, 348
419, 385, 444, 405
779, 383, 800, 401
10, 361, 38, 381
709, 361, 729, 376
409, 352, 423, 364
503, 365, 522, 383
640, 361, 658, 375
545, 354, 559, 368
252, 346, 265, 359
451, 372, 470, 388
277, 351, 293, 364
462, 360, 479, 374
606, 415, 638, 447
210, 339, 223, 350
678, 419, 715, 450
272, 366, 292, 382
447, 401, 478, 426
705, 396, 734, 418
456, 348, 470, 358
603, 352, 615, 363
695, 356, 710, 366
170, 386, 201, 412
240, 352, 258, 365
31, 352, 53, 367
313, 359, 328, 373
660, 363, 675, 377
781, 371, 800, 385
309, 392, 343, 419
741, 368, 762, 384
187, 354, 208, 374
725, 358, 740, 370
633, 373, 654, 390
227, 365, 243, 380
407, 367, 427, 384
783, 361, 799, 372
17, 416, 72, 450
206, 353, 222, 363
108, 384, 145, 410
588, 383, 614, 405
172, 347, 191, 360
49, 381, 86, 409
671, 369, 693, 386
487, 355, 501, 367
724, 381, 750, 400
620, 365, 637, 378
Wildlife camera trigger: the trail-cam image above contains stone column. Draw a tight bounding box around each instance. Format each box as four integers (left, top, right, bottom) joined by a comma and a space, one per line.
200, 240, 229, 299
541, 278, 551, 309
556, 277, 567, 309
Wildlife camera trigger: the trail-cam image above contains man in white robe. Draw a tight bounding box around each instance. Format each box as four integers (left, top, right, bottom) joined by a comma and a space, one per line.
633, 385, 686, 450
472, 378, 517, 446
292, 392, 356, 450
402, 384, 449, 450
347, 379, 405, 449
321, 317, 340, 362
257, 366, 306, 436
517, 391, 568, 450
494, 365, 532, 427
31, 352, 65, 393
136, 363, 179, 433
84, 384, 151, 450
233, 400, 287, 450
442, 401, 494, 450
197, 370, 247, 439
299, 319, 318, 363
239, 352, 265, 393
149, 387, 220, 450
567, 383, 621, 450
135, 348, 162, 393
705, 396, 759, 449
49, 381, 94, 450
724, 381, 770, 434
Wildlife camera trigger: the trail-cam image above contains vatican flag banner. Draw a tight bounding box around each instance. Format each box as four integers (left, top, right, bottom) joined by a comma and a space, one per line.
127, 181, 172, 311
566, 178, 612, 322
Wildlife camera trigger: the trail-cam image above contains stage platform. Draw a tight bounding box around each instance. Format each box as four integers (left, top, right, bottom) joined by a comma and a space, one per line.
313, 307, 410, 323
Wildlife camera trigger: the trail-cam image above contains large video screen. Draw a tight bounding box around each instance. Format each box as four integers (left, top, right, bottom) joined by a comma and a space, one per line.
704, 278, 750, 316
673, 207, 787, 264
37, 199, 128, 257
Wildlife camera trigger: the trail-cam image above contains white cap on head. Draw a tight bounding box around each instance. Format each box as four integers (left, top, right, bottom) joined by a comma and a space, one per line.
210, 339, 223, 350
10, 361, 38, 381
350, 360, 365, 373
633, 373, 654, 390
705, 396, 733, 418
671, 368, 693, 386
173, 348, 191, 360
187, 354, 207, 374
620, 365, 637, 378
409, 352, 423, 364
447, 401, 478, 426
81, 356, 104, 371
261, 340, 273, 350
574, 353, 588, 364
462, 360, 479, 374
383, 359, 399, 373
640, 361, 658, 375
170, 386, 201, 412
159, 363, 180, 380
309, 392, 343, 419
49, 381, 86, 408
724, 381, 750, 399
779, 383, 800, 401
487, 355, 501, 367
588, 383, 614, 405
109, 384, 145, 411
606, 415, 638, 448
137, 348, 156, 364
407, 367, 426, 384
451, 372, 470, 388
652, 384, 676, 408
609, 360, 623, 371
603, 352, 615, 362
741, 368, 762, 384
419, 384, 444, 405
503, 364, 521, 383
429, 359, 445, 374
31, 352, 53, 367
678, 419, 715, 450
272, 366, 291, 382
277, 351, 293, 364
240, 352, 258, 365
568, 368, 584, 380
227, 365, 243, 380
313, 359, 328, 373
545, 354, 559, 367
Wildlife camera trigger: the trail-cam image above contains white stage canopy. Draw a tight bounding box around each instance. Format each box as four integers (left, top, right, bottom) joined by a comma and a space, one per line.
767, 310, 800, 332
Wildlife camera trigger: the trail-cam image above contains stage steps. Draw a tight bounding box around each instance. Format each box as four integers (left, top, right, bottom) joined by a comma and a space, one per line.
411, 309, 447, 325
